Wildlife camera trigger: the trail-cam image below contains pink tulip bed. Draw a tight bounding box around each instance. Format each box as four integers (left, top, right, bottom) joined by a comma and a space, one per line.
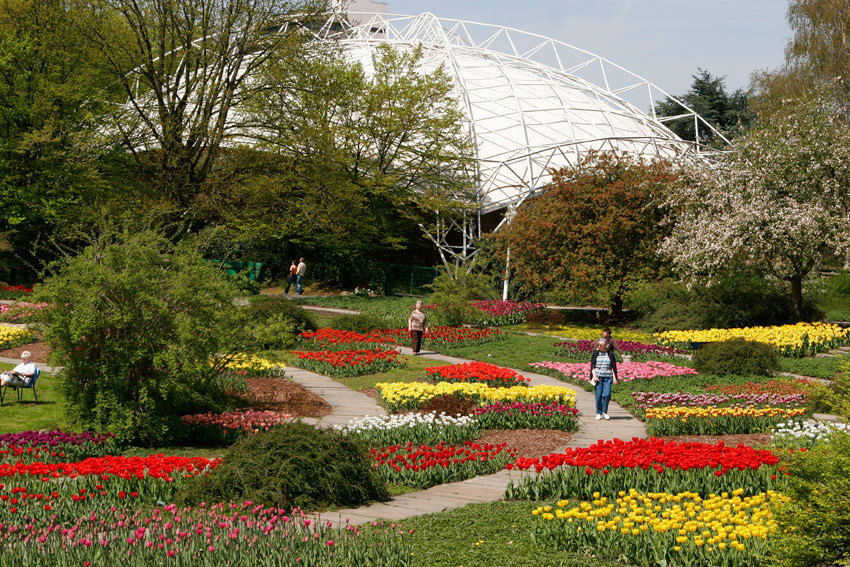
529, 360, 698, 385
180, 409, 293, 445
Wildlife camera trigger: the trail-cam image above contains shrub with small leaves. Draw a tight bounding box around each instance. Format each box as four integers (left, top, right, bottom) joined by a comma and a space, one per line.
693, 338, 779, 376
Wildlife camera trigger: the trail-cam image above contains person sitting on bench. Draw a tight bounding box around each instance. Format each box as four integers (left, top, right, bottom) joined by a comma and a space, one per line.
1, 351, 36, 387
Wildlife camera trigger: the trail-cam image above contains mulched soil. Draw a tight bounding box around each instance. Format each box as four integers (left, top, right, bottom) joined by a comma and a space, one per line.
660, 433, 772, 446
475, 429, 574, 459
241, 378, 333, 418
0, 341, 50, 363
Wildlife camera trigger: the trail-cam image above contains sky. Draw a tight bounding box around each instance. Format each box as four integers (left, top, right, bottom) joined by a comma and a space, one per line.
382, 0, 792, 97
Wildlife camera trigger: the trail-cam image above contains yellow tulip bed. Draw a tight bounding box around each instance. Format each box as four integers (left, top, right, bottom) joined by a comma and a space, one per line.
643, 406, 808, 436
533, 489, 787, 567
655, 322, 850, 357
0, 324, 36, 350
216, 353, 285, 377
375, 381, 577, 413
539, 323, 654, 343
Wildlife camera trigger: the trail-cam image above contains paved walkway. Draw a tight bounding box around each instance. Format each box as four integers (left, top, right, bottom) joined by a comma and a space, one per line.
285, 346, 646, 526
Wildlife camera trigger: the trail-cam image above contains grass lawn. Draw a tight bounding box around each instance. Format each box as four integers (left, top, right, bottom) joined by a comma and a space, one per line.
435, 331, 560, 371
778, 355, 846, 379
0, 362, 67, 432
402, 500, 627, 567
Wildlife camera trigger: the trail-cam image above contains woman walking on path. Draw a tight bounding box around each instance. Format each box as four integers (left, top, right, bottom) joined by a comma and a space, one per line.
408, 300, 428, 355
590, 339, 618, 420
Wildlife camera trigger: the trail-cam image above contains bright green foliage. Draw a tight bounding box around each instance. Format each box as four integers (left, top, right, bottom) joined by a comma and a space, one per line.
236, 295, 316, 350
36, 229, 241, 446
771, 431, 850, 567
427, 264, 497, 327
0, 0, 107, 281
175, 422, 389, 510
495, 151, 683, 315
693, 339, 779, 377
822, 357, 850, 419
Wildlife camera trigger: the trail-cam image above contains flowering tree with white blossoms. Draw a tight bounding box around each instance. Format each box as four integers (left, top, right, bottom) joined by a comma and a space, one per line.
661, 97, 850, 320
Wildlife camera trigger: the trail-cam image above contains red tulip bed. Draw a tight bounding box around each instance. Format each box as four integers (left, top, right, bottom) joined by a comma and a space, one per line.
704, 378, 813, 396
0, 284, 33, 299
473, 401, 579, 431
504, 437, 784, 501
297, 328, 397, 351
290, 348, 406, 377
375, 326, 508, 350
371, 441, 516, 489
425, 361, 531, 387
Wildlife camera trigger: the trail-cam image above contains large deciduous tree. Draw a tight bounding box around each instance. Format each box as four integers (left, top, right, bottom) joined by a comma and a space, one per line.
493, 151, 684, 315
0, 0, 107, 281
660, 97, 850, 320
211, 42, 474, 278
751, 0, 850, 116
78, 0, 326, 208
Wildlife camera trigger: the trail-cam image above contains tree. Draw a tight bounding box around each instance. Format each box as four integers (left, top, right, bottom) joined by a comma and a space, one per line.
37, 227, 241, 446
212, 42, 475, 281
660, 96, 850, 320
655, 69, 754, 146
751, 0, 850, 116
0, 0, 108, 281
77, 0, 326, 209
493, 151, 684, 315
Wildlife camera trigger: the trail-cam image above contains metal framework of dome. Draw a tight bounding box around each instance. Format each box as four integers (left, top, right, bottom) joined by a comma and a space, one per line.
314, 11, 726, 262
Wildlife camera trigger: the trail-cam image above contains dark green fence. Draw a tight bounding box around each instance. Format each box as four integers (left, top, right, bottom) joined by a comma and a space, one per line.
210, 260, 265, 281
383, 264, 438, 296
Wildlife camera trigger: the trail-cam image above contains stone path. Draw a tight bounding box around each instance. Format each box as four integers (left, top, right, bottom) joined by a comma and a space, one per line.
287, 346, 646, 526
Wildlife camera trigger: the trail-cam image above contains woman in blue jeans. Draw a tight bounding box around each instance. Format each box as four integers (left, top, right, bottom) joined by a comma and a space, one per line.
590, 339, 619, 420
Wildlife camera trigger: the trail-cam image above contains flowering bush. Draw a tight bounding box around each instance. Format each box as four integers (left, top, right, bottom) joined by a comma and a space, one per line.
532, 489, 787, 567
0, 324, 37, 350
290, 349, 405, 377
473, 401, 579, 431
0, 301, 49, 323
771, 419, 850, 448
656, 322, 850, 357
505, 437, 783, 500
335, 412, 480, 447
643, 406, 807, 436
0, 501, 411, 566
631, 391, 807, 410
425, 361, 530, 387
0, 430, 116, 464
181, 409, 293, 445
554, 339, 686, 360
217, 353, 285, 378
470, 299, 546, 326
530, 360, 697, 385
376, 381, 577, 413
371, 441, 515, 488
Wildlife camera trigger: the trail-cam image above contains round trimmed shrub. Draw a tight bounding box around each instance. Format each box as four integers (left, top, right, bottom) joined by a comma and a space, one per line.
239, 296, 317, 349
693, 338, 779, 376
174, 422, 389, 510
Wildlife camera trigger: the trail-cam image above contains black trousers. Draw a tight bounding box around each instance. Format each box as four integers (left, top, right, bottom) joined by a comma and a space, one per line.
410, 329, 423, 353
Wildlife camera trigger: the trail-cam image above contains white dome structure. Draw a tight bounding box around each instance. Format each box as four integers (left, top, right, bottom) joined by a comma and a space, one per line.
318, 11, 725, 218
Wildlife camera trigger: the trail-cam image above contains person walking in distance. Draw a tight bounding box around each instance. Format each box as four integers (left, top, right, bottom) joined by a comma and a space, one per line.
408, 300, 428, 355
284, 260, 298, 294
295, 257, 307, 295
601, 328, 621, 357
590, 339, 618, 420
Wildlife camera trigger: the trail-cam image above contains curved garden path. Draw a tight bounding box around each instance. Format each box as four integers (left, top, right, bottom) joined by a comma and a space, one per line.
284, 345, 646, 526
